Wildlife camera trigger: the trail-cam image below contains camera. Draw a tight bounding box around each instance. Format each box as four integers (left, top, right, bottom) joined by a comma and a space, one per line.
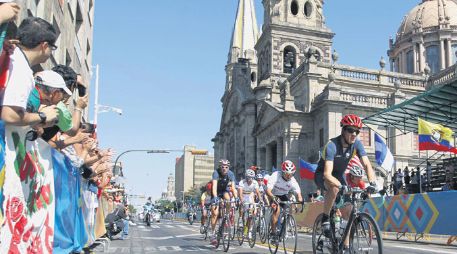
81, 122, 96, 133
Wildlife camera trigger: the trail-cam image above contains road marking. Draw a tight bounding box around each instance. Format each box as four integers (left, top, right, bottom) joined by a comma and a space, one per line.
392, 245, 457, 254
140, 236, 173, 240
175, 233, 202, 238
150, 225, 160, 228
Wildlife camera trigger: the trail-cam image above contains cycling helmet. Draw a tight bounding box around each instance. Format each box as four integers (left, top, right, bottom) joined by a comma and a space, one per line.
256, 173, 264, 180
281, 160, 296, 174
340, 114, 363, 129
349, 165, 364, 177
218, 159, 230, 167
245, 169, 255, 179
206, 182, 212, 192
250, 165, 259, 171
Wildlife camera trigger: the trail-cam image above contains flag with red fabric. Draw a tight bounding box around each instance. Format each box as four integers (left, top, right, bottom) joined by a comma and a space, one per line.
299, 158, 317, 180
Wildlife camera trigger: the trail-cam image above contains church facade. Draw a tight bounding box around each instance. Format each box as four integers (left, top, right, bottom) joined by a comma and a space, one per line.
213, 0, 457, 194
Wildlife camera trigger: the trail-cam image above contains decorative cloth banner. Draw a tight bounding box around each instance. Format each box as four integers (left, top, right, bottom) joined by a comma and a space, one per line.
0, 125, 55, 253
362, 191, 457, 235
52, 150, 87, 254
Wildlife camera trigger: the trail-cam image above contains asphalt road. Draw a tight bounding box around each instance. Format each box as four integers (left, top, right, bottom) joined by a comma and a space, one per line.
94, 219, 457, 254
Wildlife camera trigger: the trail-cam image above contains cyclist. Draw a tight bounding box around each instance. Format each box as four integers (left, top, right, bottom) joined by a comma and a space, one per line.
210, 159, 238, 245
314, 114, 377, 242
143, 197, 154, 223
200, 181, 212, 233
255, 173, 269, 206
266, 160, 303, 244
238, 169, 261, 235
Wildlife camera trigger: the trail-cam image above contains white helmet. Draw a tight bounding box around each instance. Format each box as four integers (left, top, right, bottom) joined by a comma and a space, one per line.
245, 169, 255, 179
281, 160, 296, 174
349, 165, 364, 177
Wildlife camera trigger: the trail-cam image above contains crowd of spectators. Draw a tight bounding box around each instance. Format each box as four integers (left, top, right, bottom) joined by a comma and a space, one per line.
0, 2, 125, 251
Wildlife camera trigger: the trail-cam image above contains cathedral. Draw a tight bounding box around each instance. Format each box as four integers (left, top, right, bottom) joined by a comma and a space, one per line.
212, 0, 457, 194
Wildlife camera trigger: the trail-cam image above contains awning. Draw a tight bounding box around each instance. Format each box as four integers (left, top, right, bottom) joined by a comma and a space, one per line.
363, 68, 457, 134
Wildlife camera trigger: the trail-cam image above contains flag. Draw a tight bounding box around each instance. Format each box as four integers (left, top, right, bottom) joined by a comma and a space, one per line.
299, 158, 317, 180
346, 155, 364, 174
374, 133, 394, 172
418, 118, 457, 153
52, 150, 87, 254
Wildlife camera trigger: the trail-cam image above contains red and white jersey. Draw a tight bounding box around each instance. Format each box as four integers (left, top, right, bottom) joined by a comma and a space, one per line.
267, 171, 301, 196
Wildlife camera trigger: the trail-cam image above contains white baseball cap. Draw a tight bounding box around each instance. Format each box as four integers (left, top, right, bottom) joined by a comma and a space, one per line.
35, 70, 72, 95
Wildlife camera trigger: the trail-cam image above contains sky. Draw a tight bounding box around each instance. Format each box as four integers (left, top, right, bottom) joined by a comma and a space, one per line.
90, 0, 420, 201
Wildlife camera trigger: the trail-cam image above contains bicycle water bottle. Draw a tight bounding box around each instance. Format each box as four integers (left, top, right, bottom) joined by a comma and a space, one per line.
333, 215, 341, 236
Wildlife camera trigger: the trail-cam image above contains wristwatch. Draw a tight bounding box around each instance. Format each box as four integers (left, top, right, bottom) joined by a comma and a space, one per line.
38, 112, 47, 124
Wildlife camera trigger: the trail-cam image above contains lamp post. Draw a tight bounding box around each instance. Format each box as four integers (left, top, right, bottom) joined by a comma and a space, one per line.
93, 64, 123, 126
180, 191, 185, 213
112, 149, 170, 176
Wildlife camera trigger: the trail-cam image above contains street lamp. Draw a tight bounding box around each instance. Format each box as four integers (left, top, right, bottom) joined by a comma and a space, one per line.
93, 64, 123, 126
112, 149, 170, 176
180, 191, 185, 213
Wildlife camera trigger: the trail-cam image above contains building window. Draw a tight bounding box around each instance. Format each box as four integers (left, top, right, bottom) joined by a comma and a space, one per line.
452, 44, 457, 64
406, 50, 414, 74
291, 1, 299, 15
359, 128, 371, 147
319, 128, 324, 148
426, 45, 440, 74
283, 46, 296, 74
304, 1, 313, 17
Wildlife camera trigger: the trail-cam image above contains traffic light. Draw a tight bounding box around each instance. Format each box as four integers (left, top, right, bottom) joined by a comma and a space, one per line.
190, 149, 208, 155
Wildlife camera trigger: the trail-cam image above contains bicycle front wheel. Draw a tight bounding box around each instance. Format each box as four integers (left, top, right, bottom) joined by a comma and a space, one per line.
237, 216, 244, 245
282, 215, 297, 254
268, 216, 279, 254
222, 217, 231, 252
248, 216, 257, 248
259, 216, 267, 244
350, 212, 383, 254
312, 213, 326, 254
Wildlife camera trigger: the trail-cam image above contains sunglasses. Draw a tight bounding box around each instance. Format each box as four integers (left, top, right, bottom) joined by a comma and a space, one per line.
345, 127, 360, 135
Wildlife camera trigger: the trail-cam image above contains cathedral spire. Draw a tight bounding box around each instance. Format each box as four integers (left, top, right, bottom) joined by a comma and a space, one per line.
228, 0, 259, 63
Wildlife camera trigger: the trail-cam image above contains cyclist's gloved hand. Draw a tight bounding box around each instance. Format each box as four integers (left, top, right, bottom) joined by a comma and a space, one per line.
367, 182, 377, 194
211, 197, 220, 205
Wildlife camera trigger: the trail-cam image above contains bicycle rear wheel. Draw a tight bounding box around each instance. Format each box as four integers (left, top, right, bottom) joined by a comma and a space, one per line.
282, 215, 297, 254
237, 216, 244, 245
259, 216, 267, 244
350, 212, 383, 254
222, 217, 231, 252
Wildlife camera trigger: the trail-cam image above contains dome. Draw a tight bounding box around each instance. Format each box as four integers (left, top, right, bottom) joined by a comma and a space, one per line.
396, 0, 457, 41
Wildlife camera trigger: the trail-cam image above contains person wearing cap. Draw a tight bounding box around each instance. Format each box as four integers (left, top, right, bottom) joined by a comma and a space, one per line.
1, 17, 58, 127
0, 0, 19, 25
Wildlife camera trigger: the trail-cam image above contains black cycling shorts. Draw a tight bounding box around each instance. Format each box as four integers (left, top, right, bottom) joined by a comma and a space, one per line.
314, 170, 346, 191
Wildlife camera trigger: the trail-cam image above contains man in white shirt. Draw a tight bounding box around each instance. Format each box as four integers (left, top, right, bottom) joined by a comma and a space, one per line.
1, 17, 58, 127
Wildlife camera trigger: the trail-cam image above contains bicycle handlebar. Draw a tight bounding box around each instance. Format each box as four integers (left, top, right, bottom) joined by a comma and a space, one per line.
275, 200, 305, 213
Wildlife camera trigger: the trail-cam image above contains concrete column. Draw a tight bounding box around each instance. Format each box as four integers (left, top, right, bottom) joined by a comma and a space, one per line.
440, 39, 446, 70
419, 43, 425, 72
266, 144, 272, 174
277, 137, 284, 167
447, 39, 452, 67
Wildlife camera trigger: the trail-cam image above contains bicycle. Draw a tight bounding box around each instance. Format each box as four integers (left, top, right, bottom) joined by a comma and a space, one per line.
236, 202, 258, 248
201, 205, 212, 240
312, 187, 383, 254
256, 201, 268, 244
268, 200, 304, 254
215, 199, 237, 252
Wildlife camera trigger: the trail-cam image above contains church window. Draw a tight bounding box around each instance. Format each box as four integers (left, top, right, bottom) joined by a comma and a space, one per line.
304, 1, 313, 17
319, 128, 324, 148
251, 72, 257, 83
406, 50, 414, 74
426, 45, 440, 74
452, 44, 457, 64
291, 0, 299, 16
359, 128, 371, 147
283, 46, 296, 74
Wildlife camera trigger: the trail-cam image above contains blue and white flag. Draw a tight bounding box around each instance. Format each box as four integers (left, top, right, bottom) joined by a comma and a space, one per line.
375, 133, 394, 172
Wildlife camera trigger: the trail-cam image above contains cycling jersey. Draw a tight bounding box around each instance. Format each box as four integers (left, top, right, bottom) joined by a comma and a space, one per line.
201, 192, 211, 205
314, 135, 367, 189
238, 179, 259, 203
212, 169, 236, 197
267, 171, 301, 196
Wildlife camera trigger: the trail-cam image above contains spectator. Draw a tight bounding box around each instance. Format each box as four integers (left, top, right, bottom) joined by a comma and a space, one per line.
393, 168, 403, 195
0, 0, 19, 25
314, 189, 324, 202
404, 169, 411, 185
1, 17, 58, 126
